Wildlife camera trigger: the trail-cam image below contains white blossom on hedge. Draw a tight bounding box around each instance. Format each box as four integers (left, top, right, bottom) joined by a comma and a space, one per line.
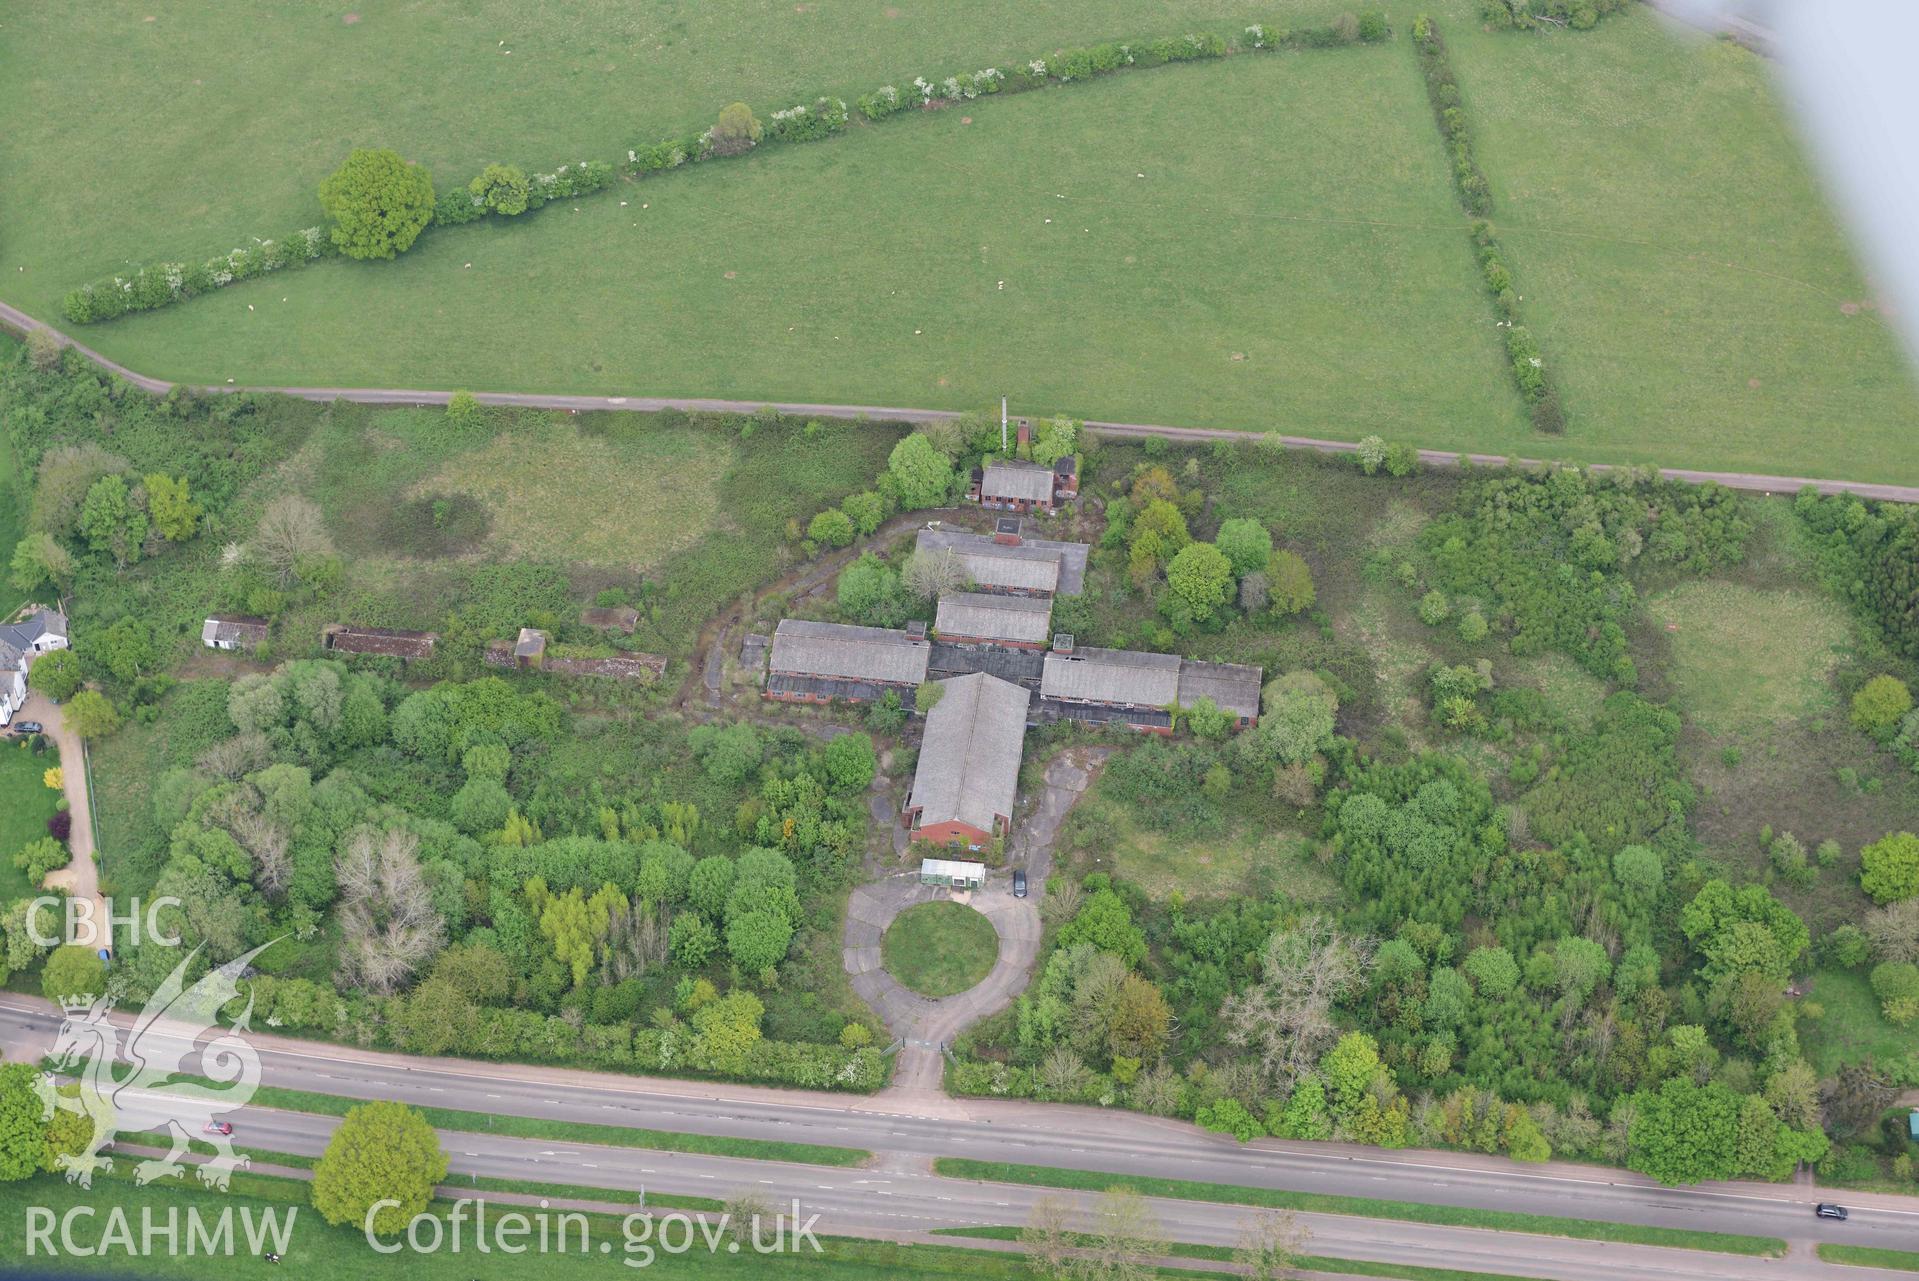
1028, 58, 1047, 76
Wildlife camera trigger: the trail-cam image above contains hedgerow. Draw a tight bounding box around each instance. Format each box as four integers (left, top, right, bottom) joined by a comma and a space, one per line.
1413, 16, 1567, 433
61, 227, 335, 325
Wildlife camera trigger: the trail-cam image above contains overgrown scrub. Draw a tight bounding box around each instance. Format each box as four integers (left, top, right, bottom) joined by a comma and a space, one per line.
1481, 0, 1633, 33
1412, 15, 1565, 432
1792, 487, 1919, 663
1420, 466, 1750, 683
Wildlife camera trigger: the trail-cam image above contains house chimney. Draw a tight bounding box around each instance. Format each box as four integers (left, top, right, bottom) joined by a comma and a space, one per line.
994, 517, 1022, 546
1051, 632, 1075, 656
1016, 418, 1031, 448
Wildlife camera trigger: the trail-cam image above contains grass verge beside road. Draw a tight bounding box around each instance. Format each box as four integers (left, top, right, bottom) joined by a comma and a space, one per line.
0, 1171, 1234, 1281
130, 1073, 872, 1167
933, 1226, 1551, 1281
117, 1133, 726, 1211
931, 1159, 1787, 1257
1819, 1244, 1919, 1272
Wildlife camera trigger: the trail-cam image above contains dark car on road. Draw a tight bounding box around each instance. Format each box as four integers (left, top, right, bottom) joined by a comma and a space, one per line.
8, 721, 43, 736
1815, 1203, 1849, 1221
1012, 868, 1027, 898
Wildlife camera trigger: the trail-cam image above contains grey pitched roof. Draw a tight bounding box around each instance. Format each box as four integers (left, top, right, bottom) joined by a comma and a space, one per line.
910, 673, 1030, 833
980, 461, 1056, 503
935, 592, 1054, 645
1041, 646, 1181, 708
769, 619, 930, 686
201, 615, 270, 646
915, 528, 1091, 595
1177, 659, 1264, 721
0, 608, 65, 652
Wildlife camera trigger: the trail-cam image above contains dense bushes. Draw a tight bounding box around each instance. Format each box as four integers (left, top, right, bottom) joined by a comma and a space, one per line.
1481, 0, 1631, 33
1794, 489, 1919, 662
1422, 467, 1750, 682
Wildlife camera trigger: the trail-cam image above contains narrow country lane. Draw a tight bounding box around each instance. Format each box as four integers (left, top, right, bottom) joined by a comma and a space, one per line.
18, 689, 106, 947
3, 298, 1916, 504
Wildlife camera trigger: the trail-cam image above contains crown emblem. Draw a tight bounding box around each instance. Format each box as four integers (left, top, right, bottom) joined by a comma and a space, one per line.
58, 993, 100, 1014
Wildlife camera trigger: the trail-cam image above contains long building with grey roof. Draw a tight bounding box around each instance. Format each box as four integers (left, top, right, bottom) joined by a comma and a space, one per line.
935, 592, 1054, 649
914, 522, 1090, 597
905, 672, 1032, 849
766, 618, 930, 704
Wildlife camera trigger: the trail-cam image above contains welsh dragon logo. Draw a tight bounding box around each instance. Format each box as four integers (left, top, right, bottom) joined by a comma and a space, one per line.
36, 942, 275, 1190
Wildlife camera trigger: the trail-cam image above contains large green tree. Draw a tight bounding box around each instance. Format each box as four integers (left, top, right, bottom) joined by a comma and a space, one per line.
884, 433, 955, 510
1164, 542, 1235, 622
41, 946, 105, 1003
727, 909, 794, 974
311, 1101, 448, 1235
319, 148, 436, 260
64, 690, 122, 740
1860, 831, 1919, 904
1214, 518, 1273, 577
1626, 1077, 1741, 1185
28, 648, 83, 702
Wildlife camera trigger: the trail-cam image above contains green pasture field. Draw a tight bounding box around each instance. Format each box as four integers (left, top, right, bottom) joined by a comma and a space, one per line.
0, 13, 1522, 449
3, 5, 1914, 480
1434, 1, 1919, 481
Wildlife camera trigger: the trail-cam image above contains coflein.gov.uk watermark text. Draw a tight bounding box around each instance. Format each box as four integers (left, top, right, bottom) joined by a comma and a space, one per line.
22, 1198, 823, 1268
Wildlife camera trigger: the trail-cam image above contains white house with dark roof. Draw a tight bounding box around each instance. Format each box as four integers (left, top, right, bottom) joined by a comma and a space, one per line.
765, 618, 930, 705
905, 672, 1031, 848
0, 607, 68, 727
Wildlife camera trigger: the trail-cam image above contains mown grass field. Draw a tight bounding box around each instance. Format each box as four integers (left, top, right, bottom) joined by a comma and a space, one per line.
881, 901, 999, 997
7, 6, 1912, 478
1644, 581, 1848, 734
1435, 1, 1919, 480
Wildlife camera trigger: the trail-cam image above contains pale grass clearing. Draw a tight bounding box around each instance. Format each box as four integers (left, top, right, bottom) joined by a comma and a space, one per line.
1645, 581, 1848, 733
417, 425, 730, 570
